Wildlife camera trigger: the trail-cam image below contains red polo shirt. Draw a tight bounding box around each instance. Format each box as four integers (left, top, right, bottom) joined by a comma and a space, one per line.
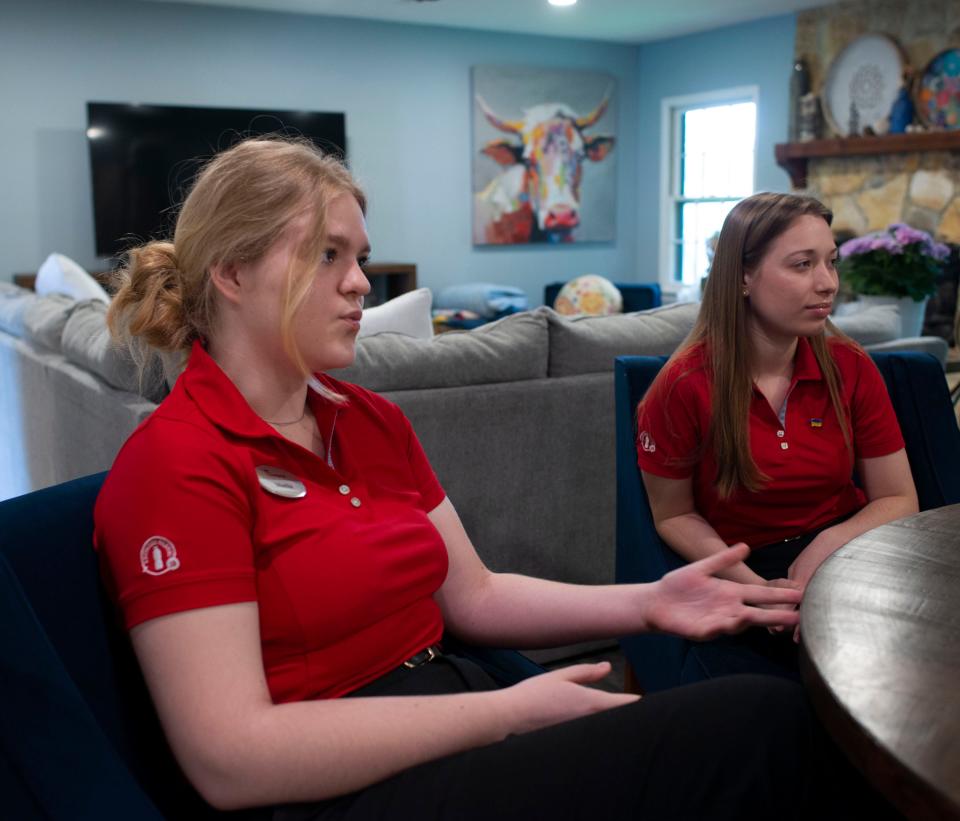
636, 338, 904, 547
94, 341, 448, 702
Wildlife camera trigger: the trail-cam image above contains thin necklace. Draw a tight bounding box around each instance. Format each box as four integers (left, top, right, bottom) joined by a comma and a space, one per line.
263, 407, 307, 426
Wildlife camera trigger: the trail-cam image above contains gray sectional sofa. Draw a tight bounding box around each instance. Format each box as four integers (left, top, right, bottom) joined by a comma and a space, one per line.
0, 281, 949, 662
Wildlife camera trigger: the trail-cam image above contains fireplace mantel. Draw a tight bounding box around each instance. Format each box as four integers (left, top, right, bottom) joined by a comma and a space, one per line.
775, 132, 960, 188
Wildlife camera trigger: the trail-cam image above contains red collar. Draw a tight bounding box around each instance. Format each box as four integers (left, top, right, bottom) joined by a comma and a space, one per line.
792, 336, 823, 383
749, 336, 823, 407
180, 340, 343, 442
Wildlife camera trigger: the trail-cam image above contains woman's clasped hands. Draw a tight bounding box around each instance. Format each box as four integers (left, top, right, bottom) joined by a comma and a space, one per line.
639, 544, 802, 641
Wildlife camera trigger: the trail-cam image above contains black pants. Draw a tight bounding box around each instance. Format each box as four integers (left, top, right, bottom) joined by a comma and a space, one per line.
274, 656, 827, 821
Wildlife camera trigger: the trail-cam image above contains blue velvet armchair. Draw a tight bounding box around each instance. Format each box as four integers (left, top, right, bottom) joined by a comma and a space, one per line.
615, 351, 960, 694
0, 473, 542, 819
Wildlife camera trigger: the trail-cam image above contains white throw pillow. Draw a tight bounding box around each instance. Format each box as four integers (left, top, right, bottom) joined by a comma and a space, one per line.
35, 253, 110, 304
358, 287, 433, 339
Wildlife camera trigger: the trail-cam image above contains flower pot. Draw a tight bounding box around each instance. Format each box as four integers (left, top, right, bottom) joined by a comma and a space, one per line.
857, 294, 929, 338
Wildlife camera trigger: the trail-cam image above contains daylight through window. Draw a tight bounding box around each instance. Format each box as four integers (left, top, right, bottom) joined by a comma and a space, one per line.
662, 92, 757, 287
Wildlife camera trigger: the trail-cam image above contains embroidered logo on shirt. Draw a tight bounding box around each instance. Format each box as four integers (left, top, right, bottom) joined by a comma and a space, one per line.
140, 536, 181, 576
638, 431, 657, 453
809, 418, 823, 428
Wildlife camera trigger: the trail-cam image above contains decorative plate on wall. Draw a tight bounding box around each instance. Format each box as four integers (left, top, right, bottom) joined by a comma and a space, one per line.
915, 48, 960, 129
822, 33, 906, 137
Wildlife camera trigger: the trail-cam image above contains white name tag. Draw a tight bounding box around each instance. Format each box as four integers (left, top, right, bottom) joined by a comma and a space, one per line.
256, 465, 307, 499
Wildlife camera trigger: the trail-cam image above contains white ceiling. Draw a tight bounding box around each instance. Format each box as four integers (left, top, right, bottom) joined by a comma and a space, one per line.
141, 0, 837, 44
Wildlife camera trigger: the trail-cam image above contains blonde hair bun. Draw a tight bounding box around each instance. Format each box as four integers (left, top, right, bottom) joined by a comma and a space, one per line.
108, 240, 189, 353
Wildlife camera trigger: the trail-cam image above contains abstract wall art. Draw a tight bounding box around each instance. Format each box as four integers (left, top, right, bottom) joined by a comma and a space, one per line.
472, 65, 617, 246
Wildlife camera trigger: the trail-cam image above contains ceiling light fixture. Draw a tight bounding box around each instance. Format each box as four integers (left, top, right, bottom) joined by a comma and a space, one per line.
548, 0, 577, 6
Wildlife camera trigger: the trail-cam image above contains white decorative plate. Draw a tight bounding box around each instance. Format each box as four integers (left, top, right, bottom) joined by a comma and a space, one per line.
822, 34, 905, 137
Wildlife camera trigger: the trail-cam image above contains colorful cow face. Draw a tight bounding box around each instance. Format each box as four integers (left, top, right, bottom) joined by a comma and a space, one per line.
476, 92, 615, 244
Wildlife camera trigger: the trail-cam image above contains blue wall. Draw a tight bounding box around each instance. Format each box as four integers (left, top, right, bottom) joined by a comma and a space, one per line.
634, 14, 796, 277
0, 0, 639, 305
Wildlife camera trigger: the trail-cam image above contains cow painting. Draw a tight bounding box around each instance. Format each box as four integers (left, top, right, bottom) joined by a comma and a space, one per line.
473, 90, 615, 245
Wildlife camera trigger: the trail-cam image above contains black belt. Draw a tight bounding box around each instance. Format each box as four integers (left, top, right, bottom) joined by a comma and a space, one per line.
775, 512, 857, 545
402, 645, 442, 669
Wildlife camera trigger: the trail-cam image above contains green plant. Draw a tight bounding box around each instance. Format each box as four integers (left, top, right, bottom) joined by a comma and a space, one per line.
837, 223, 950, 301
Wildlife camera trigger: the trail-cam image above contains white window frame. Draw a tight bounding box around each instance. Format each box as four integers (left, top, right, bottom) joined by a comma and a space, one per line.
658, 86, 758, 295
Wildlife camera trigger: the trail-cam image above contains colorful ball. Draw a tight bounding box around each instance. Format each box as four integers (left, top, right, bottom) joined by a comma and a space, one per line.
554, 275, 623, 316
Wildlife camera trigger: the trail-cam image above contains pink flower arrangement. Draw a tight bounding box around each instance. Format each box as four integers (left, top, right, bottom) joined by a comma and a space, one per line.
838, 223, 950, 301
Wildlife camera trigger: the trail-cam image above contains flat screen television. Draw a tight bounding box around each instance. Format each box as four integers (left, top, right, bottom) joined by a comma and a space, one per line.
86, 102, 347, 259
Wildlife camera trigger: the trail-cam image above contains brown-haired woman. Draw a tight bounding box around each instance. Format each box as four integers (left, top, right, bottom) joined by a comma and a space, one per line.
96, 139, 821, 819
637, 191, 918, 681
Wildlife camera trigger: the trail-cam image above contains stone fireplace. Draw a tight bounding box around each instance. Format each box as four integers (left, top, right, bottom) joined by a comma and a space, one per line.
782, 0, 960, 242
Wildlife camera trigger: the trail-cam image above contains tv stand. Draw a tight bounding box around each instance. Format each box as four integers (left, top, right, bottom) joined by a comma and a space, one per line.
14, 262, 417, 305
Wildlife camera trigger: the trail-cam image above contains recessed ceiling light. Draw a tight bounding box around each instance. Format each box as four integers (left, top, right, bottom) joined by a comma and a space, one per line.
549, 0, 577, 6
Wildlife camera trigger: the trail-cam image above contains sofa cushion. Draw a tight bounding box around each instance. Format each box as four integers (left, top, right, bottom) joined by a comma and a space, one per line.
864, 335, 949, 365
332, 308, 549, 391
35, 253, 110, 304
358, 287, 433, 339
60, 301, 166, 403
22, 294, 76, 351
0, 283, 35, 338
546, 302, 700, 377
830, 303, 900, 346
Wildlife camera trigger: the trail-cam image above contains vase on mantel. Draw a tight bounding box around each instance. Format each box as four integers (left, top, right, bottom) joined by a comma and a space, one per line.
857, 294, 929, 338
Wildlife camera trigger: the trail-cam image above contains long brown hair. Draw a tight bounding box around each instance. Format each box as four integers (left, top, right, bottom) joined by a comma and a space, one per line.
654, 192, 854, 498
107, 137, 366, 395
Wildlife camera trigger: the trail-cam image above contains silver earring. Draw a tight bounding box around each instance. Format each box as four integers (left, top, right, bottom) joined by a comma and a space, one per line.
742, 288, 749, 297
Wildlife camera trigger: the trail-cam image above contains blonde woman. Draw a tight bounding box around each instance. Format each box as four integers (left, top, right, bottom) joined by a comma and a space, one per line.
96, 139, 819, 819
637, 192, 918, 681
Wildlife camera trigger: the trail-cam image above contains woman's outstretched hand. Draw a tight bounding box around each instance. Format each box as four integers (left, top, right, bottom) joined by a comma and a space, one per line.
641, 544, 802, 640
499, 662, 640, 737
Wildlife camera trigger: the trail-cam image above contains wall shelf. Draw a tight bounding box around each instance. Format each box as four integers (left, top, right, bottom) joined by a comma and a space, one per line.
774, 132, 960, 188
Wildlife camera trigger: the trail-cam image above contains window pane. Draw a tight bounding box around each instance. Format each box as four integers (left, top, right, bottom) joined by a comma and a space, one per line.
681, 102, 755, 199
677, 200, 738, 285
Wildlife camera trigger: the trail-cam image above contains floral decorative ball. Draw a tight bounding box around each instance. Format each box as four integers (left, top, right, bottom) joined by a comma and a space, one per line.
554, 275, 623, 316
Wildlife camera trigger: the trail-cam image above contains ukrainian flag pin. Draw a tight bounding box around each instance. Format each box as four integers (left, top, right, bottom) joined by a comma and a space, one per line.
809, 418, 823, 428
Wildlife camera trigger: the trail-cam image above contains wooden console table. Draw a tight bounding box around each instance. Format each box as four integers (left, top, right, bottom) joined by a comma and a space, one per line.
363, 263, 417, 306
14, 263, 417, 306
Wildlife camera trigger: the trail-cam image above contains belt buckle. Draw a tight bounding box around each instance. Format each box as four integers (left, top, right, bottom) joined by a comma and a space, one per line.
403, 645, 438, 669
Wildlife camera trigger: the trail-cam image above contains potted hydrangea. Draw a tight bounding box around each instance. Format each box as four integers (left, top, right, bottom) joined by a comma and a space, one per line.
838, 223, 950, 337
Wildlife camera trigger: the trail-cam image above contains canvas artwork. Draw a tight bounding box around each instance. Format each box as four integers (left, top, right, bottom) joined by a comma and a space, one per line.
472, 65, 617, 246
